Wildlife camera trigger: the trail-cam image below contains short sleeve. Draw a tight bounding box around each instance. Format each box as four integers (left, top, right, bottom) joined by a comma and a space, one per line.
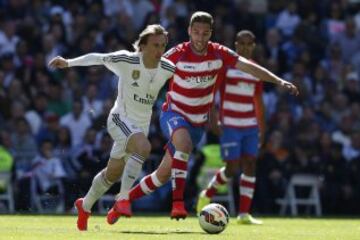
163, 44, 183, 64
216, 44, 239, 68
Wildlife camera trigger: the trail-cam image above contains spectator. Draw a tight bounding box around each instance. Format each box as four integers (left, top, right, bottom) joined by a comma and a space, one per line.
11, 118, 38, 180
0, 20, 20, 56
332, 16, 360, 64
275, 1, 301, 39
82, 83, 103, 119
60, 99, 92, 148
30, 140, 67, 195
36, 112, 60, 145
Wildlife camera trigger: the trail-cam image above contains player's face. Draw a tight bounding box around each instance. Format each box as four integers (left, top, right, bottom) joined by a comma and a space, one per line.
142, 34, 167, 62
188, 22, 212, 54
235, 35, 255, 59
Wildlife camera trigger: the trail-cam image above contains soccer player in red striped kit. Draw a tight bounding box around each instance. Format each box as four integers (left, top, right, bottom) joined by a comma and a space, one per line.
197, 30, 265, 224
107, 11, 298, 222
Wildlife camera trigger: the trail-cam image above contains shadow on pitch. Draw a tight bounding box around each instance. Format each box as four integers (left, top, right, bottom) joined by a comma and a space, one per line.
118, 230, 205, 235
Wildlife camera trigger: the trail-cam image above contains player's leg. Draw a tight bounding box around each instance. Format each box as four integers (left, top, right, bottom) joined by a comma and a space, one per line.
128, 110, 195, 219
169, 127, 193, 219
75, 157, 125, 230
107, 132, 151, 223
126, 127, 193, 220
196, 161, 239, 214
120, 133, 151, 200
196, 127, 241, 214
128, 149, 172, 201
237, 128, 262, 225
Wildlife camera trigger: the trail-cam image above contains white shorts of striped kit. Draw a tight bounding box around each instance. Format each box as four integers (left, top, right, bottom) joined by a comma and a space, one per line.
107, 113, 149, 159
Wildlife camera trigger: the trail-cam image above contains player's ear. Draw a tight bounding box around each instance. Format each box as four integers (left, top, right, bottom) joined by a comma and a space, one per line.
187, 26, 191, 36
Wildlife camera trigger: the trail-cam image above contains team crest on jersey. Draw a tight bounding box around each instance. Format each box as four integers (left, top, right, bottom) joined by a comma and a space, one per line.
132, 70, 140, 80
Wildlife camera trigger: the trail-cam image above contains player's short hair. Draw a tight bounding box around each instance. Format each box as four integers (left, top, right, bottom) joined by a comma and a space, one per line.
236, 30, 256, 41
133, 24, 168, 52
189, 11, 214, 29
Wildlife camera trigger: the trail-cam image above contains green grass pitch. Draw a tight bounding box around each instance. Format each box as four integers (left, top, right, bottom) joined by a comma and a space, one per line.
0, 215, 359, 240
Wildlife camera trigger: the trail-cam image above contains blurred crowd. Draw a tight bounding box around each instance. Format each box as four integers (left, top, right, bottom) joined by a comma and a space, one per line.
0, 0, 359, 215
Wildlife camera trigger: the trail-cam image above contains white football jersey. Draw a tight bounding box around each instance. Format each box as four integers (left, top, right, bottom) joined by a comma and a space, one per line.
67, 50, 175, 125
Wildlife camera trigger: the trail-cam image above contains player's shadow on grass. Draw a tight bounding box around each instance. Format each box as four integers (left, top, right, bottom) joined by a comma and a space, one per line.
119, 230, 205, 235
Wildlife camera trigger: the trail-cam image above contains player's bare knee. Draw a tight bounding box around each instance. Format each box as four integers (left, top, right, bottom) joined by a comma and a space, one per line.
172, 130, 193, 153
224, 166, 236, 178
174, 139, 193, 153
224, 162, 239, 178
243, 156, 255, 163
135, 139, 151, 158
129, 138, 151, 158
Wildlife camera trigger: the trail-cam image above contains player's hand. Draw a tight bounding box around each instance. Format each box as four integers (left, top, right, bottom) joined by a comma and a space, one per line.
210, 121, 223, 136
258, 132, 265, 149
48, 56, 68, 69
280, 80, 299, 96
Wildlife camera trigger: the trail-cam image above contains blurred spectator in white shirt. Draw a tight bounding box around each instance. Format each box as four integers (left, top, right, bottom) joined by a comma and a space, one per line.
60, 99, 91, 148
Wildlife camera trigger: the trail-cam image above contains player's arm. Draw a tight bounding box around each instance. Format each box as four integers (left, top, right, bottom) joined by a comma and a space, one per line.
208, 103, 222, 136
48, 53, 111, 69
254, 90, 265, 147
235, 56, 299, 95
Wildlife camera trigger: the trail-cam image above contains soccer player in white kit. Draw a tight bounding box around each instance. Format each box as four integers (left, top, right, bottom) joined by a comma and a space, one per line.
48, 24, 175, 231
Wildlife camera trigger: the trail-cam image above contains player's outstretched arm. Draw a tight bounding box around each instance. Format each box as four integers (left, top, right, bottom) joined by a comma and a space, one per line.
48, 53, 110, 69
235, 57, 299, 96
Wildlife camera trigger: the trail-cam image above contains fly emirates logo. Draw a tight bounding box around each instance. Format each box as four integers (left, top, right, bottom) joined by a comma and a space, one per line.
134, 93, 155, 105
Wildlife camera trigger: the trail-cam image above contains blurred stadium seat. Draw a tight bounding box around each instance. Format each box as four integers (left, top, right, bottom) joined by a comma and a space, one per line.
276, 174, 322, 216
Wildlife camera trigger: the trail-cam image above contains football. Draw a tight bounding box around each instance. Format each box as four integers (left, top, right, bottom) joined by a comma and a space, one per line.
198, 203, 229, 234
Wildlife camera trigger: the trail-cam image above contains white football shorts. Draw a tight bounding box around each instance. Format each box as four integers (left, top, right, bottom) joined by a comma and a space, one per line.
107, 112, 149, 159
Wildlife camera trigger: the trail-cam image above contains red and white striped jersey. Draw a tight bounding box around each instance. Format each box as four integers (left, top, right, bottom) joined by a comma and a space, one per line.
162, 41, 239, 125
219, 67, 263, 128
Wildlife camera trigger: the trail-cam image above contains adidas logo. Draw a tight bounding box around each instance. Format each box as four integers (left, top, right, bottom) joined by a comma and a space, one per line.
132, 82, 139, 87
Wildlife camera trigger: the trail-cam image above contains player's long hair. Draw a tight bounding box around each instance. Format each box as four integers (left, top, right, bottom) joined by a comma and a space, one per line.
133, 24, 168, 52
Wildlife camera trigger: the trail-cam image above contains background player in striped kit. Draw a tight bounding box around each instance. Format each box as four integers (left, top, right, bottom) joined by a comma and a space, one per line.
196, 30, 265, 224
111, 11, 298, 221
48, 24, 175, 230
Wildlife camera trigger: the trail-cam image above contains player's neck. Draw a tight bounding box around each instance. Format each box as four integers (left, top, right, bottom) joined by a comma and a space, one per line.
142, 53, 158, 69
190, 43, 207, 56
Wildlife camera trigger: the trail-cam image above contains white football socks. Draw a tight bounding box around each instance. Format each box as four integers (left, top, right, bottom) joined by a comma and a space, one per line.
82, 170, 113, 212
117, 153, 146, 200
